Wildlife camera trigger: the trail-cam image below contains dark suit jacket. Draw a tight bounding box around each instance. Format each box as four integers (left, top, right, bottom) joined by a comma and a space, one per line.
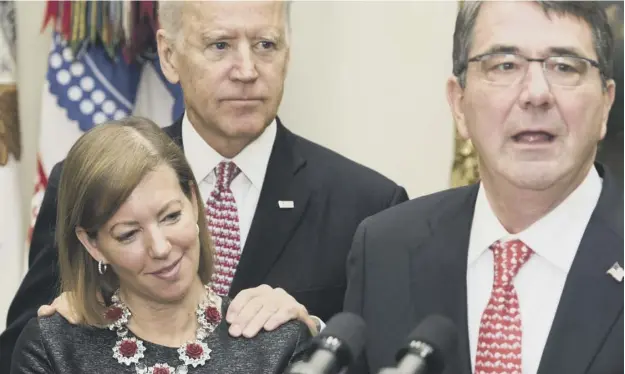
344, 164, 623, 374
1, 117, 408, 371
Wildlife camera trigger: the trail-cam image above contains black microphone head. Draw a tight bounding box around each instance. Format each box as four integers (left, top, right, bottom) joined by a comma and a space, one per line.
397, 314, 457, 373
312, 312, 367, 365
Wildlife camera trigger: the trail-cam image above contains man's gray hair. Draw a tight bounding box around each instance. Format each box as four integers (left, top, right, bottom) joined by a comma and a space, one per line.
158, 0, 293, 47
452, 1, 615, 87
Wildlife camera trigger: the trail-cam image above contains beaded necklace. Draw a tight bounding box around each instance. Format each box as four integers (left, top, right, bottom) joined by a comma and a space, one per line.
105, 285, 222, 374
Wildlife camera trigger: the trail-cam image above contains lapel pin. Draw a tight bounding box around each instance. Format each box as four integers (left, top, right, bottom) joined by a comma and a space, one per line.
606, 262, 624, 283
278, 200, 294, 209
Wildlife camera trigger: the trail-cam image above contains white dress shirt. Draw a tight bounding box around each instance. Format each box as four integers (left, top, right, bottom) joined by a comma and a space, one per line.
182, 114, 327, 332
182, 113, 276, 250
466, 167, 603, 374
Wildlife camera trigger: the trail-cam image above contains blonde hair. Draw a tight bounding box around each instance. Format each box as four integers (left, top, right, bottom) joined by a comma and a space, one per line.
56, 116, 214, 326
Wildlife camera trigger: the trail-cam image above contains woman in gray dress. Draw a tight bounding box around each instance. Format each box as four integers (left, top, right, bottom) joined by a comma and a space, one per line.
11, 117, 312, 374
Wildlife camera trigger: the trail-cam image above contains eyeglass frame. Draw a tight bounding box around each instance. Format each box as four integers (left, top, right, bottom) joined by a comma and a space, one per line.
454, 52, 607, 87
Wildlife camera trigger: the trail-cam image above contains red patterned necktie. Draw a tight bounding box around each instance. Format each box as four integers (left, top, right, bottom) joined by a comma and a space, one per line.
475, 239, 534, 374
206, 161, 242, 296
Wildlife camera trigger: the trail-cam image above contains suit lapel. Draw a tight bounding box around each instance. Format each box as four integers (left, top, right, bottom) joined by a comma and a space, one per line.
229, 120, 311, 296
537, 165, 624, 374
409, 185, 479, 374
163, 115, 184, 149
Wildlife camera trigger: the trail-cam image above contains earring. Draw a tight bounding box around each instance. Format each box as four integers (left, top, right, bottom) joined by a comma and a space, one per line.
196, 223, 200, 233
98, 260, 108, 275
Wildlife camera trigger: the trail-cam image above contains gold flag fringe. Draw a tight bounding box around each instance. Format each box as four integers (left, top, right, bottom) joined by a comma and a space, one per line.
41, 0, 159, 63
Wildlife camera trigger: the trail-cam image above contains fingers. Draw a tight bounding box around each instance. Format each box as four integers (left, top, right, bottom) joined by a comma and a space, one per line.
37, 293, 63, 317
227, 285, 309, 339
240, 304, 279, 338
228, 297, 265, 337
61, 305, 79, 324
49, 292, 80, 324
265, 304, 316, 336
36, 293, 82, 324
263, 302, 303, 331
301, 315, 319, 336
226, 284, 271, 323
37, 304, 56, 317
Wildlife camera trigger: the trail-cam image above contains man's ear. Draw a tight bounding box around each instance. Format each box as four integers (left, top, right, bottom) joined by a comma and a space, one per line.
156, 29, 181, 85
599, 78, 616, 141
284, 44, 291, 77
75, 227, 106, 264
446, 76, 469, 139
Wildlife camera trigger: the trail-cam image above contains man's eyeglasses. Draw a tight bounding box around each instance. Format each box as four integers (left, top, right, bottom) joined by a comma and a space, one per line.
459, 53, 603, 87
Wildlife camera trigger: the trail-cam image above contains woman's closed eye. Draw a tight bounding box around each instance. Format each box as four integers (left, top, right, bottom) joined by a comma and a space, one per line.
162, 211, 182, 223
116, 230, 138, 243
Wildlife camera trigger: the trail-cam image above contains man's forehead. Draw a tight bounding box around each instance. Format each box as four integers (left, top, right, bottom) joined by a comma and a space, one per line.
183, 1, 286, 30
471, 2, 596, 58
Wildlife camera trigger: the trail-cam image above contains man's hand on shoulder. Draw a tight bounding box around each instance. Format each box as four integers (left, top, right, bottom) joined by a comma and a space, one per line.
226, 284, 319, 338
37, 292, 80, 324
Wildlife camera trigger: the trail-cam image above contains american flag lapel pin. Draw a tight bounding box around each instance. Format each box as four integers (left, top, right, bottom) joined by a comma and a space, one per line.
278, 200, 294, 209
606, 262, 624, 283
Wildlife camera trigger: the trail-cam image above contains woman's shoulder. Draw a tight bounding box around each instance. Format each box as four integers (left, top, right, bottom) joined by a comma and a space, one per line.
13, 314, 113, 373
19, 313, 68, 342
212, 297, 312, 373
23, 313, 107, 349
11, 315, 72, 373
36, 313, 94, 337
36, 313, 71, 330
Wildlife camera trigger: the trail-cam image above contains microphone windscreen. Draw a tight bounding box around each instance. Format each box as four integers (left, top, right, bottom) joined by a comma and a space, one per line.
398, 314, 458, 372
314, 312, 367, 363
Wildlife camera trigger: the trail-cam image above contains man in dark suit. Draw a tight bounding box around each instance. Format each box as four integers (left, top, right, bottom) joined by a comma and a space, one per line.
0, 1, 407, 369
344, 2, 622, 374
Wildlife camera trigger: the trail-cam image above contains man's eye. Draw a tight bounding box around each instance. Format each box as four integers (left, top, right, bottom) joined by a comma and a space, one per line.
495, 62, 518, 71
261, 41, 275, 48
256, 40, 278, 51
554, 63, 577, 73
211, 42, 228, 50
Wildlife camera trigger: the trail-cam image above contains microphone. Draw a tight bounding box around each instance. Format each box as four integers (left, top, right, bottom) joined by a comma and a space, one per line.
286, 312, 366, 374
391, 315, 457, 374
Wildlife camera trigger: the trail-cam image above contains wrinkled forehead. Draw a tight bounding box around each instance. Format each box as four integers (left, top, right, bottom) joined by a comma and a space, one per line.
471, 2, 596, 59
182, 1, 287, 39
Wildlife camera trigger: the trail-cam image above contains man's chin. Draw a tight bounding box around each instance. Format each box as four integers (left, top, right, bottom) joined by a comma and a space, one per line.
221, 117, 273, 139
503, 164, 567, 191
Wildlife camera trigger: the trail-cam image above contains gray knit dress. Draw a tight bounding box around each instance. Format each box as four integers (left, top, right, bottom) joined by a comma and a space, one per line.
11, 297, 312, 374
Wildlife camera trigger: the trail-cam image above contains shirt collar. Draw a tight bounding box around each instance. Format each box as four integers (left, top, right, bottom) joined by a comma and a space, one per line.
468, 166, 603, 272
182, 112, 277, 189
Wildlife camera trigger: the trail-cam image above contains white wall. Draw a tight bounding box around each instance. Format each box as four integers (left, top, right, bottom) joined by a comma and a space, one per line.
280, 1, 456, 197
2, 0, 457, 330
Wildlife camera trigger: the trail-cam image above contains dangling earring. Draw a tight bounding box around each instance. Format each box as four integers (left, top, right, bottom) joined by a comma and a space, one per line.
196, 223, 200, 234
98, 260, 108, 275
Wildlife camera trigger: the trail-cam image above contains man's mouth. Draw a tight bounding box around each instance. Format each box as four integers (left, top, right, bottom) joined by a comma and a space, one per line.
512, 130, 556, 144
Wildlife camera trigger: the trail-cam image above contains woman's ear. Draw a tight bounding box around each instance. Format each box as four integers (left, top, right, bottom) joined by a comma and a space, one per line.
75, 227, 106, 264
